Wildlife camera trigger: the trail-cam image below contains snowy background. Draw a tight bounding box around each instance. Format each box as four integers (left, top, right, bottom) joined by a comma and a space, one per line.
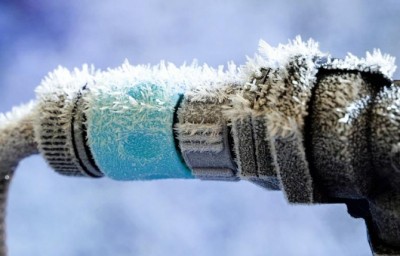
1, 0, 400, 255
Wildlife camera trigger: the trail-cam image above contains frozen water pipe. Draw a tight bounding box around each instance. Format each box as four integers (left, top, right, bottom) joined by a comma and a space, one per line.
1, 37, 400, 255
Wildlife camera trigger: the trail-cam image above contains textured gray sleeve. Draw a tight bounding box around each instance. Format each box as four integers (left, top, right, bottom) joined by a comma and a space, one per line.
308, 68, 400, 254
176, 97, 239, 181
0, 103, 38, 256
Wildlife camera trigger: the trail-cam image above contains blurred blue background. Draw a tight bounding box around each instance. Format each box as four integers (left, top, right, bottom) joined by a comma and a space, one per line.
1, 0, 400, 255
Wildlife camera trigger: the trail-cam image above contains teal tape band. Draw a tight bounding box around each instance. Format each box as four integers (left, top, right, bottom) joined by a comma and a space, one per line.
86, 82, 194, 180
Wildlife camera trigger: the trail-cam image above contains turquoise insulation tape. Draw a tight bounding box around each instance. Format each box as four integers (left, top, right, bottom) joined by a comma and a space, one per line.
86, 82, 194, 180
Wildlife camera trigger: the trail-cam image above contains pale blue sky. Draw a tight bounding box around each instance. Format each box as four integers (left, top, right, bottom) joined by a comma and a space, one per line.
1, 0, 400, 255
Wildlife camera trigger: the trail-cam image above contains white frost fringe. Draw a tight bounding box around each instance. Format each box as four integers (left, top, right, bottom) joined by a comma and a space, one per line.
224, 36, 396, 138
33, 36, 397, 139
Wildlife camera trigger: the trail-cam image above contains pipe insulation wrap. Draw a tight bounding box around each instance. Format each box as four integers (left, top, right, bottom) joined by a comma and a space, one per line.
85, 80, 193, 180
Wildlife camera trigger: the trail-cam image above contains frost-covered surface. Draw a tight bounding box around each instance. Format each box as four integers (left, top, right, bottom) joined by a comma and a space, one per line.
85, 60, 241, 114
0, 102, 37, 167
0, 102, 38, 255
241, 37, 324, 78
35, 65, 98, 101
0, 102, 36, 130
224, 37, 326, 138
33, 65, 98, 176
3, 0, 400, 255
323, 49, 397, 79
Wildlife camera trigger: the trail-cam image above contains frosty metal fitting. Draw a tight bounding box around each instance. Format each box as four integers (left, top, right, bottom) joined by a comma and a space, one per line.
34, 66, 103, 177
